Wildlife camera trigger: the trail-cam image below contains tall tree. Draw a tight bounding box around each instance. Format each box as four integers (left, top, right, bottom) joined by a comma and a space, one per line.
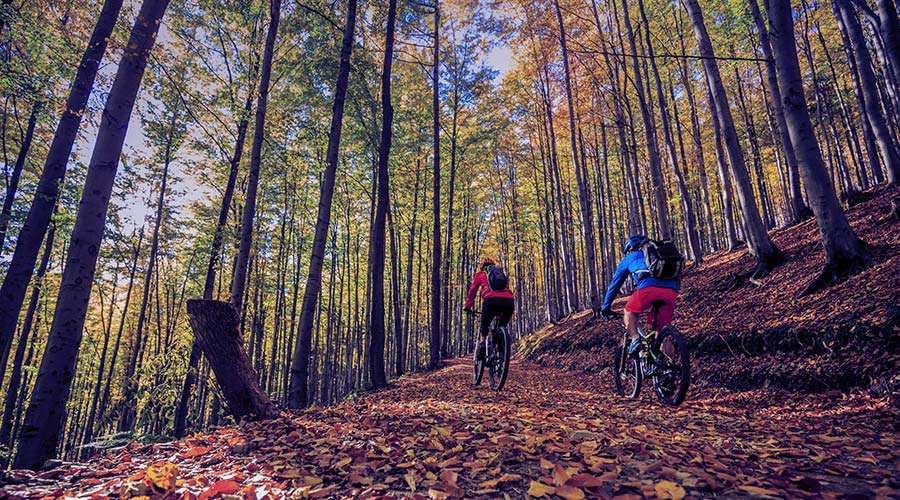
430, 0, 442, 369
230, 0, 281, 313
0, 0, 124, 391
13, 0, 171, 470
766, 0, 872, 294
684, 0, 783, 277
747, 0, 808, 221
367, 0, 397, 389
288, 0, 357, 408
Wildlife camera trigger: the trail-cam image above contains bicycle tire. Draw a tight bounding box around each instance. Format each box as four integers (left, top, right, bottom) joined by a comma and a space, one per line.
488, 327, 511, 390
473, 337, 486, 386
613, 345, 642, 398
652, 326, 690, 406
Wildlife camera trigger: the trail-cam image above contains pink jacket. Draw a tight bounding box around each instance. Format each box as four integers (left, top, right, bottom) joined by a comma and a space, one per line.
465, 270, 514, 309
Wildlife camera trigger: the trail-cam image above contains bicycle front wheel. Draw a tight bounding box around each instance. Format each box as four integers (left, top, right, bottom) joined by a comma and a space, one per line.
613, 345, 642, 398
488, 328, 511, 390
652, 326, 690, 406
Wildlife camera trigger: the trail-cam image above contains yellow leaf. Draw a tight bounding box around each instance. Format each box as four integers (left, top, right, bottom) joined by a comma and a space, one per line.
333, 457, 352, 468
654, 480, 686, 500
527, 480, 556, 497
553, 464, 571, 486
557, 485, 586, 500
404, 472, 417, 492
540, 457, 554, 469
304, 476, 323, 485
146, 462, 179, 491
278, 469, 304, 479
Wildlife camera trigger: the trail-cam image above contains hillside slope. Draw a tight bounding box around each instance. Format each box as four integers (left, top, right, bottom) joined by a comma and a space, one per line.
519, 186, 900, 394
3, 360, 898, 499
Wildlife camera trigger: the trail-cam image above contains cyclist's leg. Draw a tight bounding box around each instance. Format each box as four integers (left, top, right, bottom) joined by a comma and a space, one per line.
624, 289, 651, 347
654, 288, 679, 328
481, 298, 501, 342
494, 298, 515, 329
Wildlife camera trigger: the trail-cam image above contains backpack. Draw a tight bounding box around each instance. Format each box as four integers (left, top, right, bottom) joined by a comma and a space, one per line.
485, 265, 509, 291
638, 239, 684, 281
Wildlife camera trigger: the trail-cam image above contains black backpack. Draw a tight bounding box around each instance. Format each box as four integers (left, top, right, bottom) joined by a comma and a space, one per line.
638, 239, 684, 281
485, 265, 509, 291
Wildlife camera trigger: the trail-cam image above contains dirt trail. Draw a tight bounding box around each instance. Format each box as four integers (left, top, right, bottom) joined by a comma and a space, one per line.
3, 359, 899, 499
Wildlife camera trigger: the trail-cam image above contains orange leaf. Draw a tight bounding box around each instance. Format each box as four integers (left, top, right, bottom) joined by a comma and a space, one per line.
527, 480, 556, 497
655, 480, 686, 500
557, 485, 586, 500
552, 464, 570, 486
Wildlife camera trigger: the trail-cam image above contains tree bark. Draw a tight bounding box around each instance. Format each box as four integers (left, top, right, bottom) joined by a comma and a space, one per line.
684, 0, 783, 276
288, 0, 356, 408
367, 0, 397, 389
554, 0, 600, 312
430, 0, 442, 369
13, 0, 170, 471
836, 0, 900, 184
230, 0, 281, 313
186, 300, 279, 420
767, 0, 872, 295
0, 0, 123, 394
0, 100, 40, 253
748, 0, 807, 221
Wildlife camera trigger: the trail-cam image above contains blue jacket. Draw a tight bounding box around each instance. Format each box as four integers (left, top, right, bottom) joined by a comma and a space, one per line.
601, 250, 680, 311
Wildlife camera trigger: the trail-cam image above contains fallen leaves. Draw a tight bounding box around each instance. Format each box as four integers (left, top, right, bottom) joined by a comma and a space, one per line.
2, 359, 898, 499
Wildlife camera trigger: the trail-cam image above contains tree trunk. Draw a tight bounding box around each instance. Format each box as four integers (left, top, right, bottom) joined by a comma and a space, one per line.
13, 0, 170, 471
0, 0, 123, 395
429, 0, 442, 369
748, 0, 807, 221
0, 100, 40, 253
367, 0, 397, 390
230, 0, 281, 313
620, 0, 671, 238
0, 215, 55, 462
684, 0, 783, 276
185, 300, 279, 420
836, 0, 900, 184
554, 0, 600, 312
287, 0, 356, 408
767, 0, 872, 295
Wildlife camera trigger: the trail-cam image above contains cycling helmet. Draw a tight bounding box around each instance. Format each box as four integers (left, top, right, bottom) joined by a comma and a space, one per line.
623, 234, 647, 254
481, 257, 496, 269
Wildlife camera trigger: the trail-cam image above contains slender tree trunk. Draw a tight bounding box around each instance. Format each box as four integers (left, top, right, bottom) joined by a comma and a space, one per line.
13, 0, 171, 470
429, 0, 442, 369
0, 0, 123, 391
748, 0, 807, 221
684, 0, 783, 276
620, 0, 671, 238
0, 216, 55, 462
367, 0, 397, 390
836, 0, 900, 184
0, 100, 40, 253
231, 0, 281, 312
554, 0, 600, 312
118, 120, 174, 432
287, 0, 356, 408
767, 0, 872, 294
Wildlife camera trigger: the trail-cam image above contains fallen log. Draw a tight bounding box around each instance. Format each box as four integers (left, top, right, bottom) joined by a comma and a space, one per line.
185, 299, 279, 421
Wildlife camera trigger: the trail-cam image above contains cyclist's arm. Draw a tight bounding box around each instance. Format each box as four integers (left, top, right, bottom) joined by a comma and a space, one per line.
601, 257, 631, 311
465, 272, 484, 309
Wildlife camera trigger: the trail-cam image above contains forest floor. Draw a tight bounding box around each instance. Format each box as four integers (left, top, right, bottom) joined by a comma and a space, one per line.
522, 185, 900, 396
2, 359, 898, 499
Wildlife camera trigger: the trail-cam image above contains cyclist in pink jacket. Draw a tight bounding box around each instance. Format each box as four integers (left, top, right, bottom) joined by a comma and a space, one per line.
465, 258, 515, 360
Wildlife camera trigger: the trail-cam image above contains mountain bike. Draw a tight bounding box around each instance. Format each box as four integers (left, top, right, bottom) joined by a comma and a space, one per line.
465, 309, 511, 390
606, 303, 690, 406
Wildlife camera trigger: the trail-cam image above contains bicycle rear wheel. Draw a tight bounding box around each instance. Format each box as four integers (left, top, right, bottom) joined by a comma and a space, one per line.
652, 326, 690, 406
473, 337, 486, 386
488, 327, 511, 390
613, 345, 642, 398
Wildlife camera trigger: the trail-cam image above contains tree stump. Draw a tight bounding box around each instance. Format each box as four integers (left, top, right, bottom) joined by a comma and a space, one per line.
186, 299, 279, 421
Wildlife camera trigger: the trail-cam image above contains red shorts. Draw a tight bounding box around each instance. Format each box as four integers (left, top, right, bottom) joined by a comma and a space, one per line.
625, 286, 679, 328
